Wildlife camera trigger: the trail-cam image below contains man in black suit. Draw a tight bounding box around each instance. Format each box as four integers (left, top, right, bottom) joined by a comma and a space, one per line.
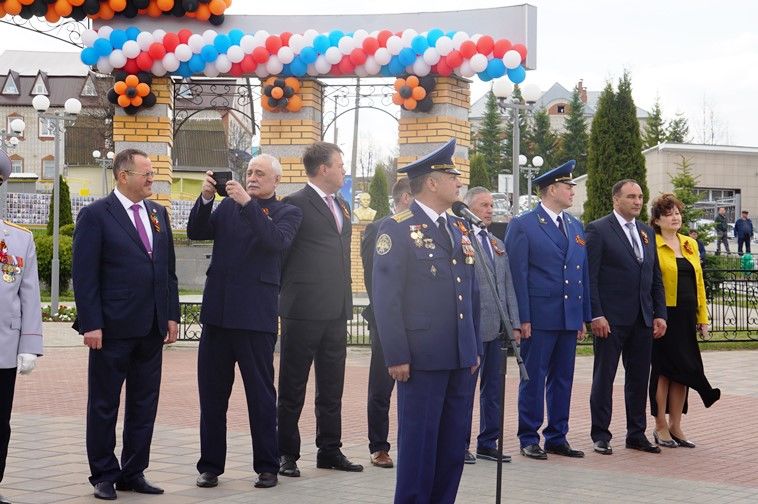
187, 155, 302, 490
586, 179, 667, 456
277, 141, 363, 477
72, 149, 180, 500
361, 178, 413, 469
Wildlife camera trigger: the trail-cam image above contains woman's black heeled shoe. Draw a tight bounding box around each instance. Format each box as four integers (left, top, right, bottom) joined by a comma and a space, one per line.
670, 433, 696, 448
653, 430, 678, 448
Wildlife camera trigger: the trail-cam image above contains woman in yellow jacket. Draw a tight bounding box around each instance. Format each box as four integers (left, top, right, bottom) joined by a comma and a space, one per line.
649, 194, 720, 449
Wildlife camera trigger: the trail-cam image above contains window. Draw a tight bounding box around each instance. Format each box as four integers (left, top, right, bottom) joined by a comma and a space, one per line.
81, 75, 97, 97
557, 104, 566, 114
42, 158, 56, 180
1, 76, 19, 95
39, 117, 55, 138
11, 159, 23, 173
32, 75, 48, 95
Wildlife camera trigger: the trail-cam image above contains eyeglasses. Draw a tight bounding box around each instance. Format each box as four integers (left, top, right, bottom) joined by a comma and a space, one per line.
126, 170, 156, 179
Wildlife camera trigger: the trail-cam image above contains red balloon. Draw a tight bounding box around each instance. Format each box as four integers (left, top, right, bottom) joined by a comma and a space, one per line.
265, 35, 282, 54
252, 46, 270, 64
178, 29, 192, 44
476, 35, 494, 56
362, 37, 379, 55
459, 40, 476, 59
513, 43, 528, 62
123, 58, 140, 74
377, 30, 393, 47
280, 32, 292, 46
445, 50, 462, 68
136, 52, 153, 72
349, 48, 367, 66
338, 55, 354, 74
330, 64, 342, 76
493, 38, 512, 58
148, 42, 166, 60
436, 58, 452, 76
229, 62, 243, 77
163, 32, 180, 53
241, 54, 257, 73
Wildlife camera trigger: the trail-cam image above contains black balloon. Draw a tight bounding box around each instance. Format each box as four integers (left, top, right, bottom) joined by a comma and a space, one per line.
143, 93, 157, 108
30, 2, 47, 17
126, 88, 137, 98
283, 86, 294, 98
183, 0, 199, 11
83, 0, 100, 15
268, 97, 278, 107
70, 6, 86, 20
263, 85, 274, 96
107, 89, 119, 104
417, 96, 434, 113
133, 0, 150, 9
172, 2, 186, 16
114, 70, 128, 82
124, 105, 139, 115
209, 13, 224, 26
399, 86, 412, 99
274, 78, 285, 88
278, 97, 289, 108
137, 72, 153, 85
19, 6, 34, 20
420, 75, 436, 92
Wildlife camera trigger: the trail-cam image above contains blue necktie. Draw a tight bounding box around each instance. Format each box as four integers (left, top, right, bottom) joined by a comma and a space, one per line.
479, 229, 495, 268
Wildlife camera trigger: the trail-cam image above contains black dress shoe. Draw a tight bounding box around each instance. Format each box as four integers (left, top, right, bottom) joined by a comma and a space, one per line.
519, 444, 547, 460
625, 438, 661, 453
196, 472, 219, 488
670, 433, 696, 448
316, 452, 364, 472
593, 440, 613, 455
115, 477, 164, 494
93, 482, 117, 500
254, 472, 278, 488
279, 455, 300, 477
476, 447, 512, 463
545, 443, 585, 458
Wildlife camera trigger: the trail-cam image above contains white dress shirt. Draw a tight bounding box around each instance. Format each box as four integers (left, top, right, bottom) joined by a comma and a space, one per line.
308, 181, 343, 230
613, 209, 644, 259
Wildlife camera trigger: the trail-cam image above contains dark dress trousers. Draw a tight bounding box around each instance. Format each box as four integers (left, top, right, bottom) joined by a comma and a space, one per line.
187, 194, 302, 477
278, 184, 353, 459
72, 192, 180, 486
585, 213, 667, 444
361, 217, 396, 455
373, 202, 481, 504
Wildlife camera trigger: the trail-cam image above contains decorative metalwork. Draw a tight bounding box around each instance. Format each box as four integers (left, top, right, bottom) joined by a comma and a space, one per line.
322, 78, 399, 140
704, 269, 758, 341
0, 16, 90, 48
172, 77, 259, 136
179, 302, 203, 341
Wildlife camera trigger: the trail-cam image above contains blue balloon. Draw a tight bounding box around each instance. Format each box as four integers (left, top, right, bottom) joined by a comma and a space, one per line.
109, 29, 127, 50
176, 62, 192, 78
93, 38, 113, 57
299, 46, 317, 64
281, 63, 292, 76
486, 58, 506, 78
398, 47, 415, 66
290, 56, 307, 76
125, 27, 140, 41
189, 54, 205, 73
228, 29, 245, 45
328, 30, 344, 46
447, 31, 456, 38
388, 56, 405, 76
80, 48, 99, 66
380, 64, 391, 77
507, 65, 526, 84
313, 35, 330, 54
478, 71, 493, 82
427, 29, 444, 46
200, 45, 219, 62
214, 34, 232, 53
411, 35, 429, 55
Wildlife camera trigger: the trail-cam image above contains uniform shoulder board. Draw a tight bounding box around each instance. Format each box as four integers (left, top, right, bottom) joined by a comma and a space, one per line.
392, 210, 413, 223
3, 220, 32, 234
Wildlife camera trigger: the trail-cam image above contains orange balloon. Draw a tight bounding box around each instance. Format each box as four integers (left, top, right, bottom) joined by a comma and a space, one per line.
117, 95, 131, 108
271, 87, 283, 99
412, 86, 426, 101
406, 75, 420, 88
18, 0, 33, 6
208, 0, 226, 15
0, 5, 6, 17
146, 2, 162, 16
403, 98, 417, 110
4, 0, 22, 16
156, 0, 173, 11
261, 100, 272, 112
195, 3, 210, 20
114, 81, 127, 95
223, 0, 232, 6
99, 3, 115, 19
392, 93, 404, 106
45, 6, 61, 23
70, 0, 86, 6
394, 78, 406, 92
131, 96, 143, 107
109, 0, 127, 13
136, 83, 151, 97
265, 76, 276, 86
284, 77, 301, 93
54, 0, 73, 17
286, 95, 303, 112
124, 75, 139, 87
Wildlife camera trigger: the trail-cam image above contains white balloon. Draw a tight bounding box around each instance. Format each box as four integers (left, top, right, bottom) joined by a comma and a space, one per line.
188, 34, 205, 53
203, 63, 220, 78
175, 44, 193, 62
412, 59, 431, 76
307, 63, 319, 76
459, 60, 475, 78
266, 56, 283, 75
338, 36, 355, 55
470, 53, 488, 73
240, 35, 256, 54
405, 65, 414, 74
252, 31, 268, 48
471, 33, 482, 44
325, 46, 342, 65
137, 32, 154, 51
370, 30, 380, 38
203, 30, 218, 46
314, 55, 331, 74
435, 35, 453, 56
364, 56, 380, 75
122, 40, 140, 59
152, 29, 166, 44
303, 29, 319, 44
422, 47, 440, 65
162, 53, 180, 72
97, 57, 113, 74
97, 26, 113, 40
82, 29, 98, 48
108, 50, 127, 68
503, 49, 521, 69
215, 54, 232, 74
386, 35, 403, 56
288, 33, 304, 53
374, 47, 391, 65
401, 28, 418, 45
227, 46, 244, 63
255, 65, 269, 78
355, 65, 368, 77
254, 30, 270, 41
151, 61, 167, 77
277, 46, 294, 64
452, 31, 469, 49
353, 29, 369, 45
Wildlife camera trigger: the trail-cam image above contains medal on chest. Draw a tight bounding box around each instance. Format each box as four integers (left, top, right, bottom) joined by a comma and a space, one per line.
409, 224, 429, 248
0, 240, 22, 283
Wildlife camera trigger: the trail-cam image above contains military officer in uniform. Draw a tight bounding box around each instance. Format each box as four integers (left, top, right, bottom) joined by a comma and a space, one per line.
373, 139, 481, 504
504, 160, 591, 460
0, 150, 43, 504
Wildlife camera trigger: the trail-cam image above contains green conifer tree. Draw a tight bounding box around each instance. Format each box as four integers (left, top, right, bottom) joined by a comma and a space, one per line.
666, 113, 690, 143
476, 91, 505, 188
47, 175, 73, 235
559, 84, 589, 176
669, 155, 703, 233
468, 153, 490, 190
527, 107, 559, 173
642, 99, 666, 149
368, 166, 390, 220
583, 82, 617, 223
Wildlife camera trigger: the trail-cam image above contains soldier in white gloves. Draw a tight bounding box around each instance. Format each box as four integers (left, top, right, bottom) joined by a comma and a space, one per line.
0, 150, 43, 504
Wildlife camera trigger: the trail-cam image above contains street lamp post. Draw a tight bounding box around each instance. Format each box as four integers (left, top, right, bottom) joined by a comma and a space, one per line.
92, 149, 115, 195
519, 154, 544, 210
492, 79, 541, 215
0, 118, 27, 219
32, 95, 81, 314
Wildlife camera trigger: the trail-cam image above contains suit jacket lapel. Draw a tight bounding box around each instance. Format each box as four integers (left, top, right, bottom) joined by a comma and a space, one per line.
609, 215, 641, 265
144, 200, 161, 260
536, 206, 568, 251
106, 192, 150, 258
305, 184, 341, 234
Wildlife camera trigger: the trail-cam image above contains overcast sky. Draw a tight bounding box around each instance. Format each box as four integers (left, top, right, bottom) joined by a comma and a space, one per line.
1, 0, 755, 153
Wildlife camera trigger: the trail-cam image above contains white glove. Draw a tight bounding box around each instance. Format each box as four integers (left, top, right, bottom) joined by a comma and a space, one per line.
17, 353, 37, 375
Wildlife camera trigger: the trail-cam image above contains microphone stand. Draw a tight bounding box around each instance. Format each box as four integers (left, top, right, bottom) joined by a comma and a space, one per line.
465, 219, 528, 504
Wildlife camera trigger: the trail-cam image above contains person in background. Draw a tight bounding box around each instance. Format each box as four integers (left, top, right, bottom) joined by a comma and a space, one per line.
734, 210, 753, 256
713, 207, 730, 255
687, 229, 706, 265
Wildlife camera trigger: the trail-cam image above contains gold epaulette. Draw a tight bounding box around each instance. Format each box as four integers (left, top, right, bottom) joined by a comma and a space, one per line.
392, 210, 413, 223
3, 220, 32, 234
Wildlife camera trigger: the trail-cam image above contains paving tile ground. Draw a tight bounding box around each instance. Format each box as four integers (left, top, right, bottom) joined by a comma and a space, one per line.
1, 323, 756, 503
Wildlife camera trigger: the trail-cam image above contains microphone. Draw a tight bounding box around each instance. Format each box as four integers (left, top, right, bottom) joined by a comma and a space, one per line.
451, 201, 484, 228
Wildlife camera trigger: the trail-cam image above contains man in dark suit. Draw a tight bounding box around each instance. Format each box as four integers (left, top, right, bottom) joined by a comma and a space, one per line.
72, 148, 180, 500
361, 178, 413, 469
505, 161, 591, 461
586, 179, 667, 455
373, 139, 481, 503
277, 141, 363, 477
187, 154, 302, 490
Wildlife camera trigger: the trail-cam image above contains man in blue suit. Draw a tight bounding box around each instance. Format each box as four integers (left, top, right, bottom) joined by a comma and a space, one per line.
586, 179, 667, 455
373, 139, 481, 504
504, 160, 591, 460
187, 154, 302, 490
72, 148, 180, 500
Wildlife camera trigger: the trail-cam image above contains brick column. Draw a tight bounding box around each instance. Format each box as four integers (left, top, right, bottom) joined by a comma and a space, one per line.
259, 79, 324, 197
112, 77, 174, 208
352, 222, 367, 294
398, 76, 471, 185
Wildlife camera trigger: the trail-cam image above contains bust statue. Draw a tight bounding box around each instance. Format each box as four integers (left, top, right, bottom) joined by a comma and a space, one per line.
354, 192, 377, 222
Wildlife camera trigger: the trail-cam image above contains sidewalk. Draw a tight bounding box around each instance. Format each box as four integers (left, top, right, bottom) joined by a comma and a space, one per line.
2, 323, 757, 503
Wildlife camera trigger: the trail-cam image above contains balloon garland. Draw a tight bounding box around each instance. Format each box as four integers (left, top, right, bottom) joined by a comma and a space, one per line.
78, 26, 530, 83
261, 77, 303, 113
392, 75, 435, 112
107, 71, 157, 114
0, 0, 232, 24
